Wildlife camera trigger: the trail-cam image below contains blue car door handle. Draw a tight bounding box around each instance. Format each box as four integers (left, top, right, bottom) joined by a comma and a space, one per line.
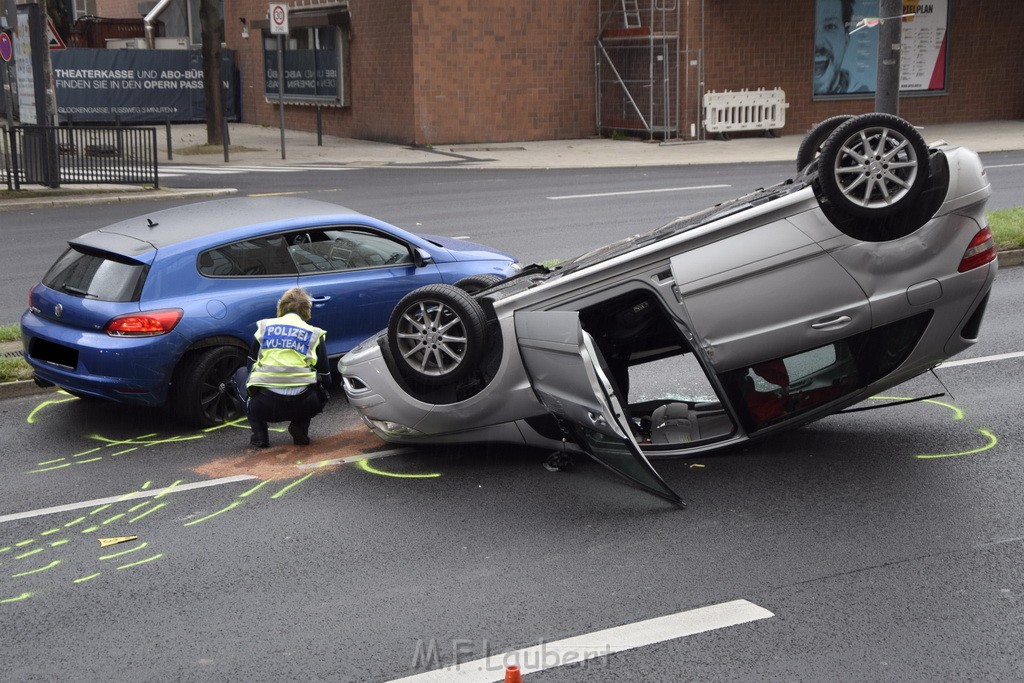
810, 315, 852, 330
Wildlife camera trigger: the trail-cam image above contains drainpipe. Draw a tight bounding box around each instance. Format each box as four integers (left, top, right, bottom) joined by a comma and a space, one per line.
144, 0, 177, 48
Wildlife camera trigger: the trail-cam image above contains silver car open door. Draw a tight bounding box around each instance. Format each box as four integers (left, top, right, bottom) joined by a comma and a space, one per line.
515, 310, 684, 506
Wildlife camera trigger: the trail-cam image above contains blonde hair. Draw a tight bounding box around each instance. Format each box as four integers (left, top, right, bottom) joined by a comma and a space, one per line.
277, 287, 312, 320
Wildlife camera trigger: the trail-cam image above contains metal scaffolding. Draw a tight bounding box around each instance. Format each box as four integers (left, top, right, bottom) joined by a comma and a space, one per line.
595, 0, 680, 140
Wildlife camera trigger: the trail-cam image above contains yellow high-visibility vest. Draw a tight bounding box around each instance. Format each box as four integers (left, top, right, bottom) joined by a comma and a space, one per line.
247, 313, 326, 388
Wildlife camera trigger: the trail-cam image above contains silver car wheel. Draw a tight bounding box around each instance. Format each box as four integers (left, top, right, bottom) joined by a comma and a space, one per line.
817, 113, 931, 222
394, 298, 468, 376
832, 125, 919, 209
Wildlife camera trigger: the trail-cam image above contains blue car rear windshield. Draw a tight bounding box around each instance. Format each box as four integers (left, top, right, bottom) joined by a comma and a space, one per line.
42, 247, 147, 302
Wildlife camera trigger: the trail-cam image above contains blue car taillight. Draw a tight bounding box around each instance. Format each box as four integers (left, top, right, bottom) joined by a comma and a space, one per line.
105, 309, 184, 336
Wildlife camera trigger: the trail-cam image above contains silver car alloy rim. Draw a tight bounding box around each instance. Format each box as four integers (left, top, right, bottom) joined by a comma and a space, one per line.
394, 299, 468, 376
833, 125, 919, 210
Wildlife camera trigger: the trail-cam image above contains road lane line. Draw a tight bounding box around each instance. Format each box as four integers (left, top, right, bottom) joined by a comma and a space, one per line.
296, 448, 412, 470
985, 163, 1024, 168
387, 599, 774, 682
548, 183, 730, 200
0, 476, 256, 526
940, 350, 1024, 368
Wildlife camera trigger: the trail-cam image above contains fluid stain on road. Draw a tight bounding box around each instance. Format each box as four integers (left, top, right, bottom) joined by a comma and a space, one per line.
192, 428, 387, 480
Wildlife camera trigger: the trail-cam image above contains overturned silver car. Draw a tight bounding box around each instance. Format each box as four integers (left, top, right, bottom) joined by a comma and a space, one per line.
340, 114, 998, 505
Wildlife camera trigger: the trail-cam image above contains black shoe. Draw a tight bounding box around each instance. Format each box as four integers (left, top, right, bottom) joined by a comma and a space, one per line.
288, 423, 310, 446
249, 432, 269, 449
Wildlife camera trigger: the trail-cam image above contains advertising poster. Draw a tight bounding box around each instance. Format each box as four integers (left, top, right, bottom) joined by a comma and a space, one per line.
14, 8, 35, 123
813, 0, 948, 97
50, 49, 238, 123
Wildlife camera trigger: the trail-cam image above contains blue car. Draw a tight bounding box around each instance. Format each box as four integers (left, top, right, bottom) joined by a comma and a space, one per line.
21, 197, 519, 426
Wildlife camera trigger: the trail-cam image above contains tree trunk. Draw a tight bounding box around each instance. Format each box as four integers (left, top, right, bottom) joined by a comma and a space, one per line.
200, 0, 224, 145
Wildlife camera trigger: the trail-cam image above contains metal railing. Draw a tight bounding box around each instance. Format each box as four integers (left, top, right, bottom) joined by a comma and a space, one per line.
3, 124, 159, 190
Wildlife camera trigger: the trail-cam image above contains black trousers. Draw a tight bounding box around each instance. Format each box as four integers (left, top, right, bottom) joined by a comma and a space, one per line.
233, 368, 326, 438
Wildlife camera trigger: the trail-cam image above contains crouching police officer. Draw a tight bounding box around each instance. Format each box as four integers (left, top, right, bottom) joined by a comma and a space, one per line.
234, 287, 331, 448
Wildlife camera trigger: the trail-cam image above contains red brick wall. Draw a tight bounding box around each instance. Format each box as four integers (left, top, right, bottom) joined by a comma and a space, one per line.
697, 0, 1024, 137
221, 0, 1023, 144
408, 0, 597, 144
226, 0, 416, 144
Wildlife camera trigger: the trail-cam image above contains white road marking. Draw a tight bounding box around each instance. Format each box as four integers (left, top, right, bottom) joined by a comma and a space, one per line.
940, 350, 1024, 367
985, 162, 1024, 169
296, 448, 412, 470
548, 183, 730, 200
386, 599, 774, 682
0, 475, 256, 525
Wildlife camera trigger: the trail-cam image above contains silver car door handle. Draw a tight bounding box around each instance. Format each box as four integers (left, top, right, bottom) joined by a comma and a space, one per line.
587, 412, 607, 426
811, 315, 852, 329
312, 295, 331, 302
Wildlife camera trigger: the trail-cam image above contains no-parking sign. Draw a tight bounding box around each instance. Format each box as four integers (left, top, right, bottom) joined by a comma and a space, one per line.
0, 32, 12, 62
269, 3, 288, 35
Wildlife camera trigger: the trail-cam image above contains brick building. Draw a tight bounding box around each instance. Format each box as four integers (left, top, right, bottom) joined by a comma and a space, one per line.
111, 0, 1024, 145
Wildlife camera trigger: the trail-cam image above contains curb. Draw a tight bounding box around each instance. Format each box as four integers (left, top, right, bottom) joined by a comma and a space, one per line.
0, 380, 56, 401
0, 187, 238, 212
997, 249, 1024, 268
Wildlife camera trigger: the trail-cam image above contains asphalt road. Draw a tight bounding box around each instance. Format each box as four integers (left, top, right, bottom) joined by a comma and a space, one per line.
1, 268, 1022, 680
2, 161, 1023, 680
4, 152, 1022, 325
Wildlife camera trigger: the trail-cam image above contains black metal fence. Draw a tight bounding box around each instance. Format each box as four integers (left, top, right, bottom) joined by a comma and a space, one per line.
3, 125, 159, 190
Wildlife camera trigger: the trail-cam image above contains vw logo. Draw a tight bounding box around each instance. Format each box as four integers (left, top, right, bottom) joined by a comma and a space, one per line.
54, 303, 63, 318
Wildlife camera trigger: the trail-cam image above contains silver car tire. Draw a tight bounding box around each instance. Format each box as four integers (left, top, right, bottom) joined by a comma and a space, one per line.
387, 284, 487, 387
817, 113, 930, 219
453, 273, 503, 294
796, 115, 853, 172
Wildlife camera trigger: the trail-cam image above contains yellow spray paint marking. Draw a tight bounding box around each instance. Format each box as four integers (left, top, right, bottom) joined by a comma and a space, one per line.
239, 480, 272, 498
870, 396, 992, 458
11, 560, 60, 577
101, 514, 126, 526
76, 457, 103, 465
1, 593, 32, 604
81, 526, 99, 534
27, 462, 73, 474
72, 447, 102, 459
203, 417, 249, 433
127, 502, 151, 513
116, 554, 162, 570
0, 547, 10, 554
183, 501, 242, 526
128, 503, 166, 523
49, 540, 69, 547
37, 458, 66, 466
141, 481, 153, 490
356, 459, 442, 479
98, 536, 139, 548
26, 396, 78, 424
872, 395, 965, 420
64, 516, 86, 528
99, 542, 149, 560
73, 573, 101, 584
916, 429, 998, 459
15, 539, 34, 547
15, 547, 44, 560
154, 480, 183, 499
90, 504, 112, 516
271, 472, 316, 499
40, 528, 61, 536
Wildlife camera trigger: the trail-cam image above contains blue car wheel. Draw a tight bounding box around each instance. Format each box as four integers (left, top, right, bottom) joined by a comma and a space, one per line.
170, 345, 248, 427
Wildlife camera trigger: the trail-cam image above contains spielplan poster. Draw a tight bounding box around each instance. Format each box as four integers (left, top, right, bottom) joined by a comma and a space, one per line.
813, 0, 948, 97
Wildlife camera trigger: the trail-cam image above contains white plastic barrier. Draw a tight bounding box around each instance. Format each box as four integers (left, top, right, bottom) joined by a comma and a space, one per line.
703, 88, 788, 137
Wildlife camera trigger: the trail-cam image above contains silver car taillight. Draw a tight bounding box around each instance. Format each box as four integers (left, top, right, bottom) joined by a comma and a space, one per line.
958, 226, 996, 273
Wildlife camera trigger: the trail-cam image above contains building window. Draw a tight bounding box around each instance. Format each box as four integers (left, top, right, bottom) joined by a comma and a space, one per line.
262, 23, 347, 104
